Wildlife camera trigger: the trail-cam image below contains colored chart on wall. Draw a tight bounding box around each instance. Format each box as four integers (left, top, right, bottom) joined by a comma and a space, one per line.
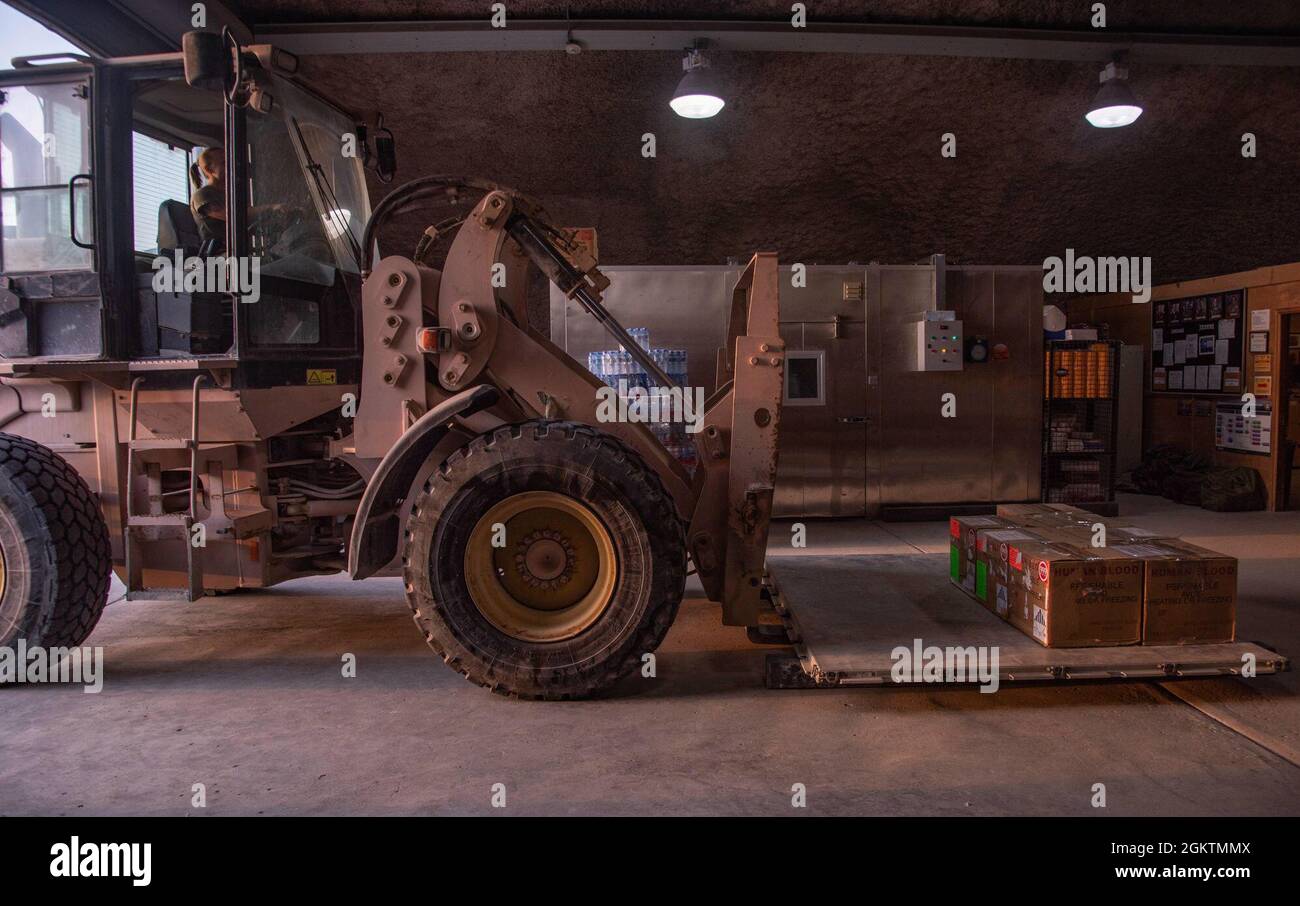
1149, 289, 1245, 394
1215, 400, 1271, 455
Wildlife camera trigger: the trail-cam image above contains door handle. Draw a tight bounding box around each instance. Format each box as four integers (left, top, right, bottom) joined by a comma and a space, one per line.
68, 173, 94, 250
838, 416, 869, 424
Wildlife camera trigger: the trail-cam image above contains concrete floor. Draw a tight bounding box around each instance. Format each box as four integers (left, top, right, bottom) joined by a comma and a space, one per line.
1, 493, 1298, 816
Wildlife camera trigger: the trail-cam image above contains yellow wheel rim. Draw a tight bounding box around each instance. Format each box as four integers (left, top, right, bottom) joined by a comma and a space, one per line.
463, 491, 617, 643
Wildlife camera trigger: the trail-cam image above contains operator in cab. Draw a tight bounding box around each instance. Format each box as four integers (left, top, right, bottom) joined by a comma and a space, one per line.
190, 147, 226, 253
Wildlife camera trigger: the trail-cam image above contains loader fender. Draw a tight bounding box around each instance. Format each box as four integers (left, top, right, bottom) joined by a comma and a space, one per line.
349, 385, 500, 579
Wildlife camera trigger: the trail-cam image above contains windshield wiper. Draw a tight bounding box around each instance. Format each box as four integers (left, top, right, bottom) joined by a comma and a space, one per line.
290, 115, 364, 272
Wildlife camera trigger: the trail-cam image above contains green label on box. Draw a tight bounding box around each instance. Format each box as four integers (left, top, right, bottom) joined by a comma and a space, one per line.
949, 543, 959, 580
976, 560, 988, 601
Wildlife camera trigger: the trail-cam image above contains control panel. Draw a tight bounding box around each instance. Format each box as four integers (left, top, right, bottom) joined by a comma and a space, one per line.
914, 318, 964, 371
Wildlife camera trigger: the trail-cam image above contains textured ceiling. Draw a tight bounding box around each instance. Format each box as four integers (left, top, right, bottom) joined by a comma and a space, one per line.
234, 1, 1300, 33
230, 2, 1300, 284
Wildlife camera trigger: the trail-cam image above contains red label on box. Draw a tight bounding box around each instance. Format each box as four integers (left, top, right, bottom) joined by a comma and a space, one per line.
949, 518, 960, 538
1009, 547, 1024, 571
1038, 561, 1050, 582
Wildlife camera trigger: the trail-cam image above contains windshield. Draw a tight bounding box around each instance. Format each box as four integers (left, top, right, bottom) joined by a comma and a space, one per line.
245, 73, 369, 284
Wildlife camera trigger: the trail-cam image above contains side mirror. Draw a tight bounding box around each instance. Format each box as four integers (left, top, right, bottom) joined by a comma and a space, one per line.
182, 31, 225, 90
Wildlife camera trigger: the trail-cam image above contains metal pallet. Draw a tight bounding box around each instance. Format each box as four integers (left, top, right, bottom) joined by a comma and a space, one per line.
763, 553, 1289, 689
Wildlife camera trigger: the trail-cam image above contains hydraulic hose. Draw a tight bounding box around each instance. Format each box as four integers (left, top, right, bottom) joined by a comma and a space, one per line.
361, 175, 513, 274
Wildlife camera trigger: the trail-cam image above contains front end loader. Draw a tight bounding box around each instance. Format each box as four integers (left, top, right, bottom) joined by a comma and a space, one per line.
346, 182, 786, 697
0, 35, 783, 699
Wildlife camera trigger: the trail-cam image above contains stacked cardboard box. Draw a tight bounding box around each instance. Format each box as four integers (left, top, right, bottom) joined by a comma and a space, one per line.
1108, 540, 1237, 645
980, 526, 1046, 619
995, 540, 1143, 647
948, 515, 1018, 606
946, 504, 1237, 647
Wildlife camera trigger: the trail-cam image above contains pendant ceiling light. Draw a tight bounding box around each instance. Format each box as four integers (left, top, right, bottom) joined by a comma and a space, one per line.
1085, 61, 1143, 129
670, 42, 725, 119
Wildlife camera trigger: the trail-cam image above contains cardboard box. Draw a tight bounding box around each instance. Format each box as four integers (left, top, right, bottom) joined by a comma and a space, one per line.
1014, 512, 1093, 530
1044, 504, 1101, 518
1109, 541, 1237, 645
998, 503, 1102, 521
999, 503, 1141, 527
996, 503, 1058, 519
1000, 509, 1106, 533
978, 527, 1046, 619
1002, 539, 1144, 647
1107, 525, 1178, 544
948, 515, 1018, 603
1046, 511, 1129, 528
1000, 509, 1181, 551
1031, 522, 1172, 550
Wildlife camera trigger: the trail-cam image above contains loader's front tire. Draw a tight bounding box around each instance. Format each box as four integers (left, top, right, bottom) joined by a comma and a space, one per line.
403, 421, 686, 699
0, 433, 113, 650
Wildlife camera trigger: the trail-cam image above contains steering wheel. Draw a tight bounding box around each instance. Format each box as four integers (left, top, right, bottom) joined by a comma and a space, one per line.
248, 205, 307, 256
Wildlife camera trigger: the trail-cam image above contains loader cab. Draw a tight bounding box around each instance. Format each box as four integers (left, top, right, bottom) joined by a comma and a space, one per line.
0, 44, 371, 380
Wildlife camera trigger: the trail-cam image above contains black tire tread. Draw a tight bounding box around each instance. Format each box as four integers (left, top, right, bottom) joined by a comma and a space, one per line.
403, 420, 686, 700
0, 432, 112, 648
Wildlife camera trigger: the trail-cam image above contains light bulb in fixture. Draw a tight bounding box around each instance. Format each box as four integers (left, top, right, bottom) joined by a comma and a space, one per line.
670, 43, 725, 119
1085, 61, 1143, 128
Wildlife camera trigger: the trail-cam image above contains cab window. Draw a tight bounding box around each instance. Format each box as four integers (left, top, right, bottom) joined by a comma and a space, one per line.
132, 131, 191, 254
131, 77, 223, 258
129, 76, 229, 357
0, 80, 92, 271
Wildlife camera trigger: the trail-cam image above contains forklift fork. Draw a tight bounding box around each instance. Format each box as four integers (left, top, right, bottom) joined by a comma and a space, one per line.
688, 252, 785, 627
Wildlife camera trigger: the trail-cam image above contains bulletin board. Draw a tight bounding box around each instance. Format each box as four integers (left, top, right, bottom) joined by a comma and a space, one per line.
1149, 289, 1245, 394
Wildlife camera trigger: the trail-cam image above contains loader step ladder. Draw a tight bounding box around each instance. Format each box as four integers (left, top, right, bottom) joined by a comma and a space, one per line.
124, 375, 207, 601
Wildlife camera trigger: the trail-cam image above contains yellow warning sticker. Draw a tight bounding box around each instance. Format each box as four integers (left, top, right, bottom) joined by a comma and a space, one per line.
307, 369, 337, 385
